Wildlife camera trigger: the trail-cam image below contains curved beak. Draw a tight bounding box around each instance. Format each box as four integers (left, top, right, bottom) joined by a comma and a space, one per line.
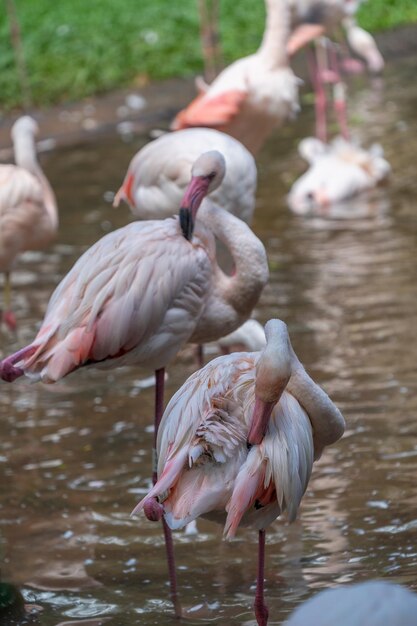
179, 176, 210, 241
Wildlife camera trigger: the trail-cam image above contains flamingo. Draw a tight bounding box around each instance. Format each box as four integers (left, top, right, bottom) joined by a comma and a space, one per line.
0, 116, 58, 330
133, 319, 345, 625
283, 581, 417, 626
0, 150, 268, 615
114, 127, 256, 224
287, 136, 390, 214
171, 0, 299, 155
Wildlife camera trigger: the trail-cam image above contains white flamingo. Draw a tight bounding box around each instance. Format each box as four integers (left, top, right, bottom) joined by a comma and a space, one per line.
0, 116, 58, 330
114, 127, 257, 224
171, 0, 299, 155
134, 319, 345, 625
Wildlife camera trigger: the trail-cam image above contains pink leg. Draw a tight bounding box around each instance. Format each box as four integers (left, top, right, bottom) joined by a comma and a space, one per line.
308, 48, 327, 143
196, 344, 204, 369
328, 44, 350, 141
254, 529, 268, 626
153, 368, 181, 618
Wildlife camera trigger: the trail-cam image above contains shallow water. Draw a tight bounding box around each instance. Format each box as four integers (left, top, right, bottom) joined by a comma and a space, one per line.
1, 56, 417, 625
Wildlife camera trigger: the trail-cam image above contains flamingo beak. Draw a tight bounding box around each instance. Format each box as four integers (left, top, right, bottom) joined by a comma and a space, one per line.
287, 23, 326, 56
179, 176, 210, 241
247, 397, 276, 446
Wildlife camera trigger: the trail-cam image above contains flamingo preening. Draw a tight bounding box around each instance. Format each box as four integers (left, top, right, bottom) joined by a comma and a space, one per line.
171, 0, 299, 155
0, 116, 58, 330
114, 127, 256, 224
134, 319, 345, 625
287, 136, 390, 213
0, 150, 268, 615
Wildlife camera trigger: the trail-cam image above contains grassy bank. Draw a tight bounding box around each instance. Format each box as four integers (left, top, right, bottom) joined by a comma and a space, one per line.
1, 0, 417, 111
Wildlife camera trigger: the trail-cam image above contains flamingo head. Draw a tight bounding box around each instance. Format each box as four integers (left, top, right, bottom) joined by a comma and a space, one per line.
247, 319, 292, 446
11, 115, 39, 141
179, 150, 226, 241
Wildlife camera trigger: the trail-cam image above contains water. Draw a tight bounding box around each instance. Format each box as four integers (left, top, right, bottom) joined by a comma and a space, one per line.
1, 56, 417, 625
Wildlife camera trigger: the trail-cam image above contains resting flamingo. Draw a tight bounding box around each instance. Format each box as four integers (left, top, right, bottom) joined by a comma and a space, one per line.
114, 127, 257, 224
0, 116, 58, 330
284, 580, 417, 626
0, 150, 268, 615
171, 0, 299, 155
134, 319, 345, 625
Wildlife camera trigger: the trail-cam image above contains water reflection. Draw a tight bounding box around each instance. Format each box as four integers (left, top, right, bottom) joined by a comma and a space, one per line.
1, 56, 417, 624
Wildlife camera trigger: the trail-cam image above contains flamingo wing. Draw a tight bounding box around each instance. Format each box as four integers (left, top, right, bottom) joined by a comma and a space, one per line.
171, 90, 248, 131
20, 219, 211, 381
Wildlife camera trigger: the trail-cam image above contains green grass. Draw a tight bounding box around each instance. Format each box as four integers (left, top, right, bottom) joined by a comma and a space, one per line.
1, 0, 417, 111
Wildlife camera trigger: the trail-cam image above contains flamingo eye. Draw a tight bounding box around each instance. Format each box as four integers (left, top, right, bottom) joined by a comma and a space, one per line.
205, 171, 216, 181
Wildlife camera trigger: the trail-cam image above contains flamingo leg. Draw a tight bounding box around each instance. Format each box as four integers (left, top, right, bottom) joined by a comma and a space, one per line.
308, 47, 327, 143
153, 367, 181, 618
328, 44, 350, 141
254, 529, 269, 626
2, 272, 17, 331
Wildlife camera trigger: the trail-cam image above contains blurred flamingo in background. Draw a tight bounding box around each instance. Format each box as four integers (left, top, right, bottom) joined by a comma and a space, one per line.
134, 319, 345, 625
0, 116, 58, 331
287, 136, 390, 213
283, 580, 417, 626
114, 127, 256, 224
171, 0, 299, 155
287, 0, 384, 142
0, 150, 268, 616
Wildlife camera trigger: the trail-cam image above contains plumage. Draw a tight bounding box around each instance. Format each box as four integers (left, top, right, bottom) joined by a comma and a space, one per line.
135, 319, 344, 625
171, 0, 299, 155
0, 116, 58, 329
135, 319, 344, 532
114, 128, 257, 224
0, 151, 268, 385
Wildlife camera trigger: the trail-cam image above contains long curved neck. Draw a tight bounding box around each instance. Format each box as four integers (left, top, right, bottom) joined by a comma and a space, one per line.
257, 0, 289, 69
200, 201, 268, 317
13, 129, 58, 229
287, 347, 345, 459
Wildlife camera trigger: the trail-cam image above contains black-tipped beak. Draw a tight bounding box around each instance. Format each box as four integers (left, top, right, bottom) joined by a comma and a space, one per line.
179, 207, 194, 241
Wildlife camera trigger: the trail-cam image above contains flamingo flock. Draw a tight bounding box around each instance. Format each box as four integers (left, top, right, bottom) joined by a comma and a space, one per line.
0, 1, 401, 624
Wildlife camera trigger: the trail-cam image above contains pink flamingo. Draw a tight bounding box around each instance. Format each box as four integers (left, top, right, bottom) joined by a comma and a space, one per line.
284, 581, 417, 626
114, 127, 256, 224
171, 0, 299, 155
0, 150, 268, 615
0, 116, 58, 330
134, 319, 345, 625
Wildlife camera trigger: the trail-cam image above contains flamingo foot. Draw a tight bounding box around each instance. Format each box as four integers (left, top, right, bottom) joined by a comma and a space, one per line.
2, 310, 17, 332
143, 496, 163, 522
254, 598, 269, 626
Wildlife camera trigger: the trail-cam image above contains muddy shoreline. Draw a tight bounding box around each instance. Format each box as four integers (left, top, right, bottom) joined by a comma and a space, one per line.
0, 22, 417, 152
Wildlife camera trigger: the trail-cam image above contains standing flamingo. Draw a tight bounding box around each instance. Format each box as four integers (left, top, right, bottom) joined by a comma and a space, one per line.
134, 319, 345, 625
284, 581, 417, 626
0, 150, 268, 616
0, 116, 58, 330
114, 128, 256, 224
171, 0, 299, 155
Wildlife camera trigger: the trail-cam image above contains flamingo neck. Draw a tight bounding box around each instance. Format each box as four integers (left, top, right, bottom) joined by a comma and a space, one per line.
190, 201, 268, 343
13, 128, 58, 230
258, 0, 289, 69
